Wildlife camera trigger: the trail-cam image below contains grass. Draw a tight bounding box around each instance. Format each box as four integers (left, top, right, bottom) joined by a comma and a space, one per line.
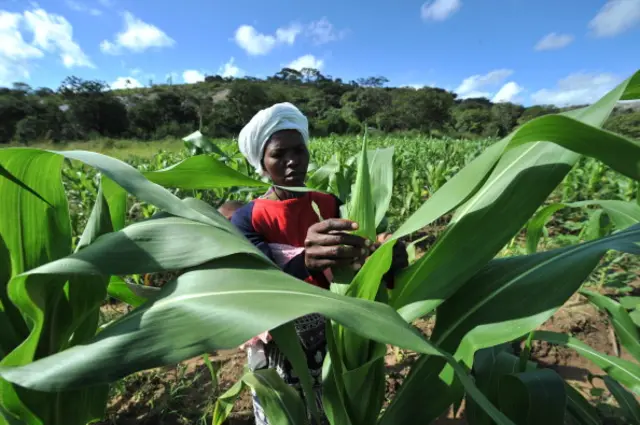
7, 138, 186, 160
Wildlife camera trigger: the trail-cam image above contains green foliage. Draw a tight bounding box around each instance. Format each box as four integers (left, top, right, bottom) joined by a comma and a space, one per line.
0, 70, 638, 425
2, 70, 638, 145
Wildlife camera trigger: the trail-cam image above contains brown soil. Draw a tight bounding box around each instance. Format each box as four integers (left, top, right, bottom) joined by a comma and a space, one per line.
99, 286, 639, 425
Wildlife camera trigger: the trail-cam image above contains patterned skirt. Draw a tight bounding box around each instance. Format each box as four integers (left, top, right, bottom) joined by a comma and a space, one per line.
246, 313, 329, 425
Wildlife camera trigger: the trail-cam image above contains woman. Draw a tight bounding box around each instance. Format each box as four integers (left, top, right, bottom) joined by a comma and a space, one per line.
231, 102, 408, 425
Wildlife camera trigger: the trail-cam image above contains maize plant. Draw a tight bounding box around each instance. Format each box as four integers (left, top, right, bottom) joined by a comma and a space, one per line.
0, 70, 639, 425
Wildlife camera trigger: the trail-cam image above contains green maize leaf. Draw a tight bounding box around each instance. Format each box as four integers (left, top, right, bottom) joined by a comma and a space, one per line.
349, 147, 394, 227
631, 310, 640, 328
526, 200, 640, 253
378, 354, 463, 425
35, 212, 271, 277
101, 175, 126, 232
620, 71, 640, 101
581, 209, 607, 242
345, 134, 376, 242
0, 236, 22, 362
0, 152, 113, 425
143, 154, 269, 190
466, 347, 538, 425
321, 320, 353, 425
182, 130, 227, 157
386, 223, 640, 424
579, 289, 640, 362
0, 255, 515, 425
49, 149, 243, 234
533, 331, 640, 395
236, 369, 308, 425
105, 276, 147, 307
603, 375, 640, 425
62, 183, 112, 350
620, 296, 640, 310
0, 148, 71, 425
347, 137, 507, 313
564, 382, 600, 425
498, 369, 567, 425
211, 375, 243, 425
307, 154, 340, 190
212, 368, 308, 425
270, 324, 321, 424
339, 344, 386, 425
389, 70, 640, 313
504, 114, 640, 181
0, 164, 51, 208
331, 135, 380, 373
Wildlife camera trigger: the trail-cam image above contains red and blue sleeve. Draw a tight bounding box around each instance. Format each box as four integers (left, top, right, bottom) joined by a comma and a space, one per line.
231, 202, 311, 281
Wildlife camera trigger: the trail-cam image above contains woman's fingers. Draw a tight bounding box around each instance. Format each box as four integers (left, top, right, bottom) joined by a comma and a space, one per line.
312, 218, 359, 234
307, 244, 367, 260
307, 232, 369, 248
305, 257, 364, 270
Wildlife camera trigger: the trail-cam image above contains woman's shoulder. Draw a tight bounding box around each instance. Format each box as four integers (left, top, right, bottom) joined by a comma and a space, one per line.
230, 200, 256, 228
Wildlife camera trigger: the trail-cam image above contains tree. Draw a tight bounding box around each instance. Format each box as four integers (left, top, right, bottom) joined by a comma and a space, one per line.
356, 76, 389, 88
604, 110, 640, 139
273, 68, 303, 83
58, 76, 129, 138
491, 102, 524, 136
517, 105, 559, 125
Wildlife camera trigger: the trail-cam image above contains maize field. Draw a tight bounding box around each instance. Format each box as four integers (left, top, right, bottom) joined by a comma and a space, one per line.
0, 70, 639, 425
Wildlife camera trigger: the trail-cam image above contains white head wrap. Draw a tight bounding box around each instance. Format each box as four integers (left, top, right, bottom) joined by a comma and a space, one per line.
238, 102, 309, 176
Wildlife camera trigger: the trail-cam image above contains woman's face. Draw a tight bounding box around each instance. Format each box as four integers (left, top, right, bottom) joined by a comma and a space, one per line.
262, 129, 309, 187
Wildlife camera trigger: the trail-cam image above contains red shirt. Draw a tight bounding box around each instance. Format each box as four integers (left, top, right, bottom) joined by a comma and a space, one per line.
231, 191, 341, 289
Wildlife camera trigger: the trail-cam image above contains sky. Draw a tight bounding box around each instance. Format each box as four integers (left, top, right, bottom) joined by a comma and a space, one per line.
0, 0, 639, 106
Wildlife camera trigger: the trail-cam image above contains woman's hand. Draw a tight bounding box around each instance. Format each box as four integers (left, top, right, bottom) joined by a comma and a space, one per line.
304, 219, 370, 271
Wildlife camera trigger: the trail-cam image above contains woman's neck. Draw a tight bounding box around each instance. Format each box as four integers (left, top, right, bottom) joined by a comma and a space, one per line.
268, 186, 305, 200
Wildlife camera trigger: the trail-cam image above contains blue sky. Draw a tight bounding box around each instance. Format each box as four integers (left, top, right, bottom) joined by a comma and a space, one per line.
0, 0, 639, 106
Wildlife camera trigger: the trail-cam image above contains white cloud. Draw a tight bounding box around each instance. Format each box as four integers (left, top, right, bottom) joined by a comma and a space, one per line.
110, 76, 143, 89
0, 8, 92, 86
492, 82, 523, 103
531, 72, 621, 106
234, 23, 301, 55
218, 57, 243, 78
286, 54, 324, 71
306, 17, 347, 44
275, 23, 302, 45
182, 69, 205, 84
100, 11, 174, 55
589, 0, 640, 37
421, 0, 461, 21
23, 8, 93, 68
0, 11, 43, 86
65, 1, 102, 16
455, 69, 513, 98
534, 32, 574, 51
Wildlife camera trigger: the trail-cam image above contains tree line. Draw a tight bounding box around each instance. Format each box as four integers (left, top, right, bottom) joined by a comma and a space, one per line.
1, 68, 638, 145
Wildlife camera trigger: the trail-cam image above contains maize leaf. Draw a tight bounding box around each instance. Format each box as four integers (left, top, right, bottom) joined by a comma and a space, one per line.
580, 289, 640, 362
526, 200, 640, 253
603, 376, 640, 425
534, 331, 640, 395
383, 223, 640, 424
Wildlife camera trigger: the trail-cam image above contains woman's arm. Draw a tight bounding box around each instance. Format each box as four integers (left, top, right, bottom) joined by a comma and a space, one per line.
231, 202, 312, 281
